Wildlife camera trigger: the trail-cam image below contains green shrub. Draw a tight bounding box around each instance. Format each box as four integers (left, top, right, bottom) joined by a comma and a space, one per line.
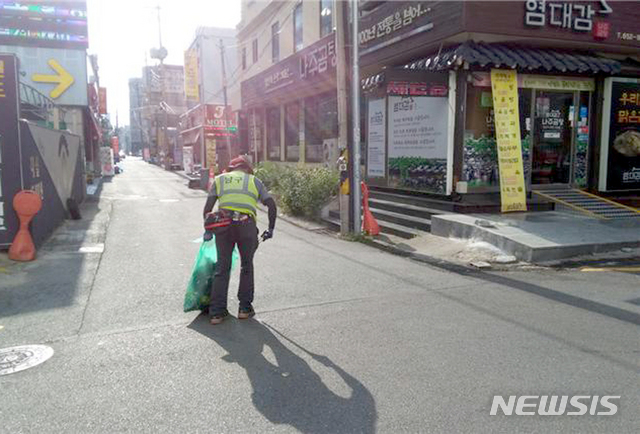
256, 163, 339, 218
254, 162, 286, 191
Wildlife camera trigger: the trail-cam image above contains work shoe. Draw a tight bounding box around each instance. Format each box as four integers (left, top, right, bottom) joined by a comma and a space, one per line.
238, 306, 255, 320
209, 310, 230, 325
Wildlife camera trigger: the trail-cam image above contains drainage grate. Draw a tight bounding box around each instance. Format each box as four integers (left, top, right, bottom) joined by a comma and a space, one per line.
0, 345, 54, 376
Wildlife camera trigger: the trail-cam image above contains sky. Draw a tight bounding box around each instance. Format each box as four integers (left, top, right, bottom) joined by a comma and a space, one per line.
87, 0, 241, 126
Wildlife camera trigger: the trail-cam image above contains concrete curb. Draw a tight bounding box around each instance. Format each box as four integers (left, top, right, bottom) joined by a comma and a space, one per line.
432, 214, 640, 263
359, 237, 478, 275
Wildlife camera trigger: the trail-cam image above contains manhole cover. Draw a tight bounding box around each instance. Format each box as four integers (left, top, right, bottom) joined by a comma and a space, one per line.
0, 345, 54, 376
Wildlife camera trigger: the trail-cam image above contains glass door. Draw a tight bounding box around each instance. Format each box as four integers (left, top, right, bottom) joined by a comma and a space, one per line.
531, 90, 575, 185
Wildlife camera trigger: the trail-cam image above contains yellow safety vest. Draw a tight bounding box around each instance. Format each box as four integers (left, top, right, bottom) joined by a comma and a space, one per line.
215, 171, 260, 219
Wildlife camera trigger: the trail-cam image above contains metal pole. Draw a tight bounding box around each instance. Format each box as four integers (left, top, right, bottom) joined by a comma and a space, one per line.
156, 5, 163, 49
335, 0, 350, 235
351, 0, 361, 234
219, 38, 233, 165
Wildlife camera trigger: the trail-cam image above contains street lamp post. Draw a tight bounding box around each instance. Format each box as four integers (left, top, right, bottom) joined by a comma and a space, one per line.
351, 0, 361, 234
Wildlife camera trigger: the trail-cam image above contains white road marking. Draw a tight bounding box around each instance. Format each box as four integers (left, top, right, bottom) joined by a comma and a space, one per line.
79, 244, 105, 254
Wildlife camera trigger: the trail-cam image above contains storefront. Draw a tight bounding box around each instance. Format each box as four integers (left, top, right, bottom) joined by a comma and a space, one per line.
179, 104, 238, 174
240, 33, 340, 167
359, 1, 640, 198
461, 69, 596, 191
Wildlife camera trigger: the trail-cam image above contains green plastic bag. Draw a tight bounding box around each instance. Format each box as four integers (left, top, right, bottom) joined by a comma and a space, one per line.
183, 236, 238, 312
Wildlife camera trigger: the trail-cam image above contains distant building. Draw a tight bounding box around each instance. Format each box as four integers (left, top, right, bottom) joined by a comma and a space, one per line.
128, 78, 144, 154
182, 27, 238, 170
140, 64, 187, 164
185, 27, 237, 108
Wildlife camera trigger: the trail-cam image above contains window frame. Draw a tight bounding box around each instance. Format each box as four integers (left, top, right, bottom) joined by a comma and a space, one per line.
293, 2, 303, 52
252, 38, 258, 63
319, 0, 333, 38
271, 21, 280, 63
241, 46, 247, 70
266, 106, 281, 161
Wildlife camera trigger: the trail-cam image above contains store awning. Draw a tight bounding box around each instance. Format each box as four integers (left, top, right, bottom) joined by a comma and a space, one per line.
401, 42, 621, 74
180, 126, 201, 145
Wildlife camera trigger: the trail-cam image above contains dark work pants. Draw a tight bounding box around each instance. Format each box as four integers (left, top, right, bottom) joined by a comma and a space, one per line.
210, 218, 258, 316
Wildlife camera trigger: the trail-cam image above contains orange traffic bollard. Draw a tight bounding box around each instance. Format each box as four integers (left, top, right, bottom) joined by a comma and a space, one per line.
8, 190, 42, 262
361, 182, 380, 236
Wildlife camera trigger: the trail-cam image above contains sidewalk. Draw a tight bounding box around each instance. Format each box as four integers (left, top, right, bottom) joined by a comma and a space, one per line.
431, 211, 640, 263
0, 192, 112, 347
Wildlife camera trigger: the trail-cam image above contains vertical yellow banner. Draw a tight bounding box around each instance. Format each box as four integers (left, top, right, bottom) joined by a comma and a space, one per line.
184, 50, 199, 101
205, 138, 217, 172
491, 69, 527, 212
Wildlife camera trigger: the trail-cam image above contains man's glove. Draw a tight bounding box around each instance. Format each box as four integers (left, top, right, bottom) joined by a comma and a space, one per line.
261, 229, 274, 241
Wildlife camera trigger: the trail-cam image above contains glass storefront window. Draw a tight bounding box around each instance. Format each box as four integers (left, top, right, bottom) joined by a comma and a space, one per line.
305, 92, 338, 163
266, 107, 280, 161
463, 84, 531, 188
285, 102, 300, 162
248, 111, 263, 163
531, 90, 573, 184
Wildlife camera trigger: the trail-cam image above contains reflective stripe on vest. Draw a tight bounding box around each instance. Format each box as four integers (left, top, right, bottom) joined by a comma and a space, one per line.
215, 171, 259, 218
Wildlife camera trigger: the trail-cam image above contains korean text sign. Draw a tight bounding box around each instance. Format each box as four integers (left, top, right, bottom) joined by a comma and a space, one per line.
599, 78, 640, 191
491, 69, 527, 212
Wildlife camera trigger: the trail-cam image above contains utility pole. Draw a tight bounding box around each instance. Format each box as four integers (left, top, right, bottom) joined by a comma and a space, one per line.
219, 38, 234, 166
335, 0, 350, 235
155, 4, 169, 168
156, 4, 163, 53
351, 0, 362, 234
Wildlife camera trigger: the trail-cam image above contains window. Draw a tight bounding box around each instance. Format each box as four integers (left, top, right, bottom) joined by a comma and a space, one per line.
463, 83, 532, 188
293, 2, 303, 52
320, 0, 333, 37
252, 38, 258, 63
285, 103, 300, 161
242, 46, 246, 70
271, 22, 279, 63
305, 92, 338, 163
266, 107, 281, 160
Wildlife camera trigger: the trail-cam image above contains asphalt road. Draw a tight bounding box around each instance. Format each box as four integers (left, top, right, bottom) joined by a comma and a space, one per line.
1, 158, 639, 433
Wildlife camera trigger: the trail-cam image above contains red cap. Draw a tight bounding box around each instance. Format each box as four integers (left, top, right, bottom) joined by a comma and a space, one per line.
227, 155, 254, 174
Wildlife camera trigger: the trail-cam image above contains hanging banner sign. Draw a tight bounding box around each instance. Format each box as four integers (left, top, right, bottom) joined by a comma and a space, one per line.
99, 87, 107, 114
184, 49, 199, 102
491, 69, 527, 212
205, 138, 217, 171
367, 99, 386, 177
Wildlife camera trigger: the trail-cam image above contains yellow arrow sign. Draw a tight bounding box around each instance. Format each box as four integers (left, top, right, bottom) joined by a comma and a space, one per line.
32, 59, 75, 99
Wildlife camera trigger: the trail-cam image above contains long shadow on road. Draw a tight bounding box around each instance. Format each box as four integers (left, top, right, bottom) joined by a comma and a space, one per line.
189, 314, 377, 433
